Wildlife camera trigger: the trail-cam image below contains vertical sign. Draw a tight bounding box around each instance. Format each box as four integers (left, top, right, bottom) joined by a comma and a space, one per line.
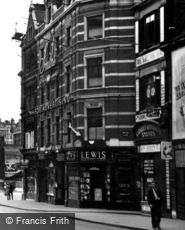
160, 70, 165, 106
136, 79, 140, 112
165, 160, 171, 209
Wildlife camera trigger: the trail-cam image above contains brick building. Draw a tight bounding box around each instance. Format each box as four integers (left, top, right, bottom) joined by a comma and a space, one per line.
19, 0, 140, 209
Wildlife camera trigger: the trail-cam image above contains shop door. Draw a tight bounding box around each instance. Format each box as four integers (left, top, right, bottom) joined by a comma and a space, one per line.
90, 167, 105, 207
114, 166, 132, 209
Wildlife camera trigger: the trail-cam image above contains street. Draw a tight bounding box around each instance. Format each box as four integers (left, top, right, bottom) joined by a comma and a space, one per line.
0, 206, 130, 230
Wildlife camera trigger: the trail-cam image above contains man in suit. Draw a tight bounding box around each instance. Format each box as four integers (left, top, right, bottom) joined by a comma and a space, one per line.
147, 180, 162, 230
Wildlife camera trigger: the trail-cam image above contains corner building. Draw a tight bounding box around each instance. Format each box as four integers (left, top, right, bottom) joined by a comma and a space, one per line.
21, 0, 139, 210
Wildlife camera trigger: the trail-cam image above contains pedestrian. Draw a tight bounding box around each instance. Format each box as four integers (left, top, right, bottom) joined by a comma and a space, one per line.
9, 183, 15, 200
5, 183, 10, 200
147, 180, 162, 230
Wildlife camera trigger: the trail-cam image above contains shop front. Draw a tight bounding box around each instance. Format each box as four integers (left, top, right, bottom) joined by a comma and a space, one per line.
134, 121, 173, 217
65, 147, 139, 210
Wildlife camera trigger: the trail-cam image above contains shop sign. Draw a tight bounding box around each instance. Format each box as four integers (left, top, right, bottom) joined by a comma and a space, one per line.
81, 151, 106, 161
135, 123, 161, 139
29, 94, 74, 114
175, 150, 185, 167
165, 160, 171, 209
136, 109, 161, 122
161, 142, 173, 160
172, 46, 185, 140
138, 144, 160, 153
136, 49, 164, 67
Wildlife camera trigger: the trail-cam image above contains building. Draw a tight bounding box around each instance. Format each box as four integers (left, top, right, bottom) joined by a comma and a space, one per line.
133, 0, 185, 219
18, 2, 45, 200
19, 0, 140, 209
160, 0, 185, 220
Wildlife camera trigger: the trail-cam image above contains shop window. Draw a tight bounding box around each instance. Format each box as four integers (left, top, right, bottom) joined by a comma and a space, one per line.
143, 159, 155, 201
139, 11, 160, 51
139, 74, 161, 111
87, 107, 103, 140
87, 15, 103, 39
47, 163, 55, 195
87, 57, 102, 88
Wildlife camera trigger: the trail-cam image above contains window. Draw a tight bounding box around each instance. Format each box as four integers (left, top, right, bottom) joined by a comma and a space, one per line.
56, 116, 60, 145
139, 74, 161, 111
87, 108, 103, 140
46, 42, 51, 61
67, 112, 72, 143
87, 15, 103, 39
87, 57, 102, 88
40, 121, 44, 147
55, 36, 60, 55
139, 11, 160, 50
66, 26, 71, 47
41, 86, 44, 104
47, 5, 52, 23
47, 83, 50, 101
66, 65, 71, 93
56, 76, 60, 98
47, 118, 51, 146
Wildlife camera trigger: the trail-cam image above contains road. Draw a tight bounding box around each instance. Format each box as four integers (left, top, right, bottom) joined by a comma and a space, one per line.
0, 206, 130, 230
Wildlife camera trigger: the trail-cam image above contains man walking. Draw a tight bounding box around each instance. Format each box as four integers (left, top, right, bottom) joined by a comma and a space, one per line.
147, 180, 162, 230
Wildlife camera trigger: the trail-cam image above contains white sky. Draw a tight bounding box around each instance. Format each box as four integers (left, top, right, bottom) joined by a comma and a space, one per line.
0, 0, 43, 122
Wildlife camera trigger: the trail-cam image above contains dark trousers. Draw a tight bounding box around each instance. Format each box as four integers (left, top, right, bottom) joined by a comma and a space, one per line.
151, 207, 161, 229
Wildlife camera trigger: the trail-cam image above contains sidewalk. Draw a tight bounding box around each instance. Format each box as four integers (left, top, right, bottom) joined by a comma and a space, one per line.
0, 191, 185, 230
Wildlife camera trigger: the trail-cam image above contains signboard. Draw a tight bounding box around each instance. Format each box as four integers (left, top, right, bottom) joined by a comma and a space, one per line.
138, 144, 160, 153
81, 151, 106, 161
136, 109, 161, 122
135, 123, 161, 139
161, 142, 173, 160
172, 46, 185, 140
136, 49, 164, 67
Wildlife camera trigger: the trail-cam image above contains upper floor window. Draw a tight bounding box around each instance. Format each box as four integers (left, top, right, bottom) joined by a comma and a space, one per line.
87, 15, 103, 39
87, 107, 103, 140
55, 36, 60, 55
139, 11, 160, 50
66, 65, 71, 93
66, 26, 72, 47
87, 57, 102, 88
139, 74, 161, 111
47, 5, 52, 23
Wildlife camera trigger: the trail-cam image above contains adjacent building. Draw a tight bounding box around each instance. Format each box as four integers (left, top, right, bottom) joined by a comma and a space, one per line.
134, 0, 185, 219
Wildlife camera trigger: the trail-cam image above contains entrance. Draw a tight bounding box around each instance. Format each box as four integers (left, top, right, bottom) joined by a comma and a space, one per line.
80, 165, 105, 207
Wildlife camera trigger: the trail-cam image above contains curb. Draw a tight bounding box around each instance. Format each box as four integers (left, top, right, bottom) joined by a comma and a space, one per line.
0, 203, 149, 230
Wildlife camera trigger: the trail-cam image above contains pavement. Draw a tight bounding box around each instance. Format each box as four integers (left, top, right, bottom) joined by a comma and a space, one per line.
0, 191, 185, 230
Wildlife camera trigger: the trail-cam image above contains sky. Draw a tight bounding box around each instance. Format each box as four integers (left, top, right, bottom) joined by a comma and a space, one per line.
0, 0, 44, 122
